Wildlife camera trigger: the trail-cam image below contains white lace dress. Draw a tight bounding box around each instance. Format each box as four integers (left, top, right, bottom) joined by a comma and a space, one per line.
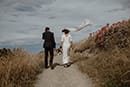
61, 34, 72, 64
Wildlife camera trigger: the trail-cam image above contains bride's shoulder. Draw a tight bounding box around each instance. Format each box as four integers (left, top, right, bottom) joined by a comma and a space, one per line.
68, 34, 72, 37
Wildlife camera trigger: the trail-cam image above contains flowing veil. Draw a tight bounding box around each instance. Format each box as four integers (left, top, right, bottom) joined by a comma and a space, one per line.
65, 19, 93, 32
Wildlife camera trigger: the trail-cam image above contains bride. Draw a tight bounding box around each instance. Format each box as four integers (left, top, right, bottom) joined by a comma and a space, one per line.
61, 29, 72, 67
61, 19, 93, 67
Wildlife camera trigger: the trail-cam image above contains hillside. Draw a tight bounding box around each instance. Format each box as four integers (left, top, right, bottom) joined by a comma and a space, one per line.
70, 19, 130, 87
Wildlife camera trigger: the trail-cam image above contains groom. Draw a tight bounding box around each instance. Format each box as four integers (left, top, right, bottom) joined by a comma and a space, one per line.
42, 27, 56, 69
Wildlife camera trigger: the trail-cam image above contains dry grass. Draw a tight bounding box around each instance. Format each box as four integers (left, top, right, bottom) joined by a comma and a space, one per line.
73, 38, 96, 53
73, 48, 130, 87
0, 48, 44, 87
70, 19, 130, 87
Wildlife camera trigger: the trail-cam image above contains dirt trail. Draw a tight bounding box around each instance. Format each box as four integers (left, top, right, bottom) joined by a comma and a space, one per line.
35, 55, 94, 87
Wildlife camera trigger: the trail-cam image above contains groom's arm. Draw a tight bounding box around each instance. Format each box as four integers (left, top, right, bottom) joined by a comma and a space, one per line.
42, 33, 45, 40
52, 33, 56, 48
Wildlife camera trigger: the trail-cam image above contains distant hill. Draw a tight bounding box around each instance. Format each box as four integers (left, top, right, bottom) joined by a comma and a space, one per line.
71, 19, 130, 87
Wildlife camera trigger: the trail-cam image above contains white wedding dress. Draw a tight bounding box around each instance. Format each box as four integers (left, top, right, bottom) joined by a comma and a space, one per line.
61, 34, 72, 64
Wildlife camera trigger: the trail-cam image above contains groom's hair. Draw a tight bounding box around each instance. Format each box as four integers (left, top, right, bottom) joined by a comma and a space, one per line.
45, 27, 50, 31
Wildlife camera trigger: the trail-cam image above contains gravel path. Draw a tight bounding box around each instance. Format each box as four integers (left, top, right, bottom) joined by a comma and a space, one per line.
35, 55, 94, 87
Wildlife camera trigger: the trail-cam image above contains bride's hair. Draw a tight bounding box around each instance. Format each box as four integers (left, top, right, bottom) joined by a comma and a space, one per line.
62, 29, 70, 34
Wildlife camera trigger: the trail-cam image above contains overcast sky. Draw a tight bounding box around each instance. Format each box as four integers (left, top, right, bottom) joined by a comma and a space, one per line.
0, 0, 130, 52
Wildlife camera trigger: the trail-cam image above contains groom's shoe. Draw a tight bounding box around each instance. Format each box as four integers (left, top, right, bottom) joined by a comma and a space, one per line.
50, 63, 54, 70
50, 65, 54, 70
45, 65, 49, 69
51, 66, 54, 70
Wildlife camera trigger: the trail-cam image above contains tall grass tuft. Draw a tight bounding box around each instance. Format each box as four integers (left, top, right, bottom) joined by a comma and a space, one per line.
0, 48, 44, 87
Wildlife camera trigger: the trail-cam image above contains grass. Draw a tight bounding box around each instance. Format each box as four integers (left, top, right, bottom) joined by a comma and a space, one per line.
70, 19, 130, 87
0, 48, 44, 87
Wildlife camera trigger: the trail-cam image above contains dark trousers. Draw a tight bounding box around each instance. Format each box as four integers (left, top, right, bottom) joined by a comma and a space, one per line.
44, 47, 54, 68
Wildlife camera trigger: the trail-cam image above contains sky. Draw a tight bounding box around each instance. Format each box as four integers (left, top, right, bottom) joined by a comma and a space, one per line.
0, 0, 130, 52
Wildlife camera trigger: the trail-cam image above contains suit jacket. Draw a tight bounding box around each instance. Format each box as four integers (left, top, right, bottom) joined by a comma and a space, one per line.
42, 31, 56, 48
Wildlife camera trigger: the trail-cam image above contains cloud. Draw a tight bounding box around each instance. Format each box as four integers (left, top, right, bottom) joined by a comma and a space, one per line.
8, 19, 17, 23
118, 0, 130, 9
48, 16, 56, 19
107, 8, 125, 13
0, 0, 55, 7
0, 0, 129, 52
14, 5, 35, 12
109, 0, 130, 11
0, 28, 42, 46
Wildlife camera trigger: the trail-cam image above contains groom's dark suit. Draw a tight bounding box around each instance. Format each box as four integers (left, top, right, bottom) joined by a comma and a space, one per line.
42, 28, 56, 69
